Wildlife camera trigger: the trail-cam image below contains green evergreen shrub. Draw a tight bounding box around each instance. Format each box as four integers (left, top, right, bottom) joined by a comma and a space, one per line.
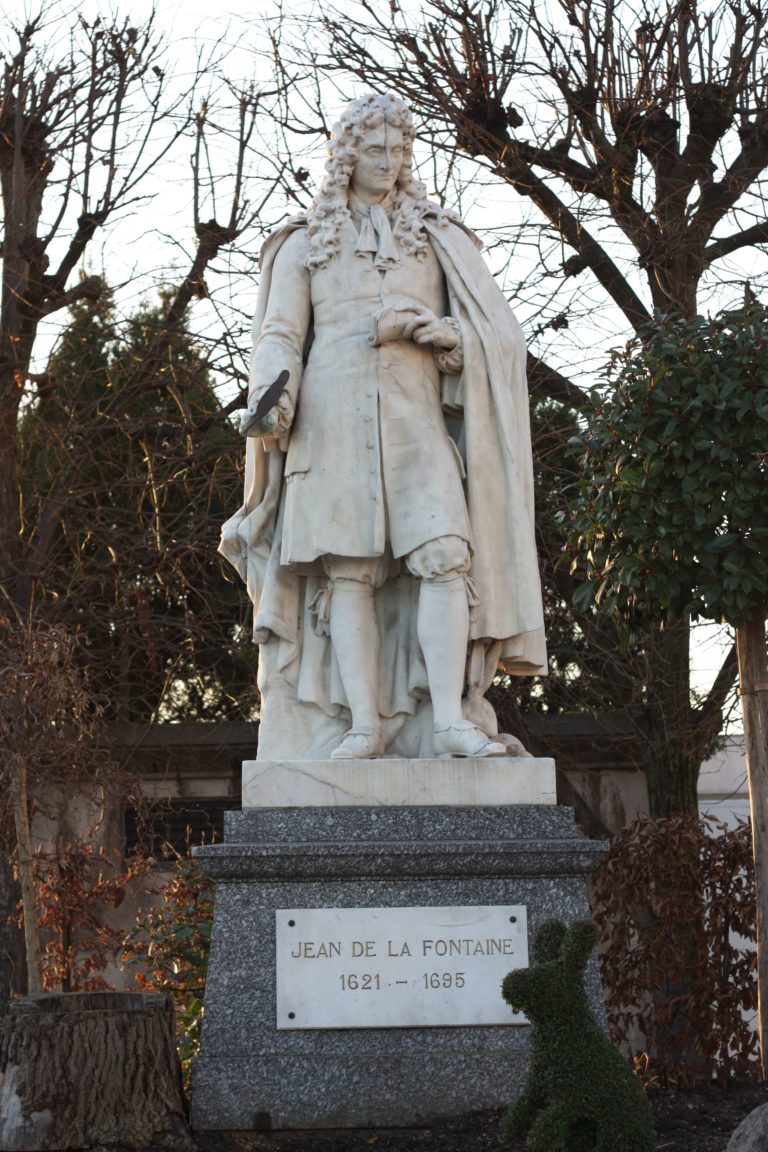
501, 918, 655, 1151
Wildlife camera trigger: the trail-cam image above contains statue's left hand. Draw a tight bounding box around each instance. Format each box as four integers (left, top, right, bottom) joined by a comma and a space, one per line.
404, 308, 459, 350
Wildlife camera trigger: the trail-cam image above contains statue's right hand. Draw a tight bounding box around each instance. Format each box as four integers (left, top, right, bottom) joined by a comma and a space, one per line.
239, 391, 294, 439
264, 392, 294, 437
404, 309, 460, 350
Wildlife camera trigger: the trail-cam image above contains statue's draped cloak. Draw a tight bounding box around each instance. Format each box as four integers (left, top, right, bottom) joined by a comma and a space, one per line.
219, 208, 547, 757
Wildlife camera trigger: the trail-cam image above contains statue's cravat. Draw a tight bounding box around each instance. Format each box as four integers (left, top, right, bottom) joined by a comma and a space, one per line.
350, 193, 400, 270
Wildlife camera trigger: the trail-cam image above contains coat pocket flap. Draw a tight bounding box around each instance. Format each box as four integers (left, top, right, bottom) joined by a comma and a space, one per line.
285, 432, 312, 475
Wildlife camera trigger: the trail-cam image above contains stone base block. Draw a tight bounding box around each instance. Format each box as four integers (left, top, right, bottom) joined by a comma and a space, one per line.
191, 802, 606, 1131
242, 755, 556, 808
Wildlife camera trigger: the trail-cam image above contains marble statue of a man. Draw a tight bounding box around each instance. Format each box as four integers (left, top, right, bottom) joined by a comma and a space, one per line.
220, 92, 546, 761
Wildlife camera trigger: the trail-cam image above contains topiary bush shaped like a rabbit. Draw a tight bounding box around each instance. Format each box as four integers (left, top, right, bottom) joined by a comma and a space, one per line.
501, 918, 655, 1152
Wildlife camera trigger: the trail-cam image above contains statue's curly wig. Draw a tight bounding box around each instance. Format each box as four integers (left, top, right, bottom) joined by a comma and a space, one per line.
306, 92, 450, 270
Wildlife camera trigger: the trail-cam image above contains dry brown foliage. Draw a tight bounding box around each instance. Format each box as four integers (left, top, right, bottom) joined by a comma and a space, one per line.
32, 841, 149, 993
592, 814, 758, 1087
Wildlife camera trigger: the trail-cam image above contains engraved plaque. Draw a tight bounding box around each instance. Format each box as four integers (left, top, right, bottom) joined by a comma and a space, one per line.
275, 905, 528, 1029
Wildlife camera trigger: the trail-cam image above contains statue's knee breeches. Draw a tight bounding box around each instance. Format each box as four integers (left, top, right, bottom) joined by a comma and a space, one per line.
310, 541, 477, 640
321, 554, 389, 588
405, 535, 470, 583
308, 555, 388, 636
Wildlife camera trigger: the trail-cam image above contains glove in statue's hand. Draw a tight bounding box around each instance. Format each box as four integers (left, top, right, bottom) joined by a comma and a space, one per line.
403, 308, 459, 350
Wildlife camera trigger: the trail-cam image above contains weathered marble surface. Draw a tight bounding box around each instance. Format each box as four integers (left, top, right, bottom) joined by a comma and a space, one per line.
241, 755, 556, 808
218, 92, 546, 762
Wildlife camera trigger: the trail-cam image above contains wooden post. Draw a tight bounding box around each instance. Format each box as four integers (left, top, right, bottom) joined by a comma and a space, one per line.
737, 610, 768, 1079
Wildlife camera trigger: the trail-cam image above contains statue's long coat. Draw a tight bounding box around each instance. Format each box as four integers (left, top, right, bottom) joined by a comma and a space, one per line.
220, 203, 547, 755
252, 221, 471, 565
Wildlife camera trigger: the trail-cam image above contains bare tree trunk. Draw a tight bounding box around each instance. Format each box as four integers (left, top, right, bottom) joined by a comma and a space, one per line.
737, 609, 768, 1079
0, 992, 189, 1150
8, 756, 43, 994
643, 619, 700, 819
0, 855, 25, 1010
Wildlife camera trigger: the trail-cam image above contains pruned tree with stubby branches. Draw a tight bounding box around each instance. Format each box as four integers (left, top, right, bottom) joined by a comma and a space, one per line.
262, 0, 768, 817
0, 7, 295, 1003
1, 10, 281, 624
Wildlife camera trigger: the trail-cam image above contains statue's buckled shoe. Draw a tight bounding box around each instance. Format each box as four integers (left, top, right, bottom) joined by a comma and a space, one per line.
331, 730, 385, 760
433, 723, 506, 759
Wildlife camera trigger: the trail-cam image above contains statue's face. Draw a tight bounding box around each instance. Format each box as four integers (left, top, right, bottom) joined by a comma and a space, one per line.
350, 123, 405, 204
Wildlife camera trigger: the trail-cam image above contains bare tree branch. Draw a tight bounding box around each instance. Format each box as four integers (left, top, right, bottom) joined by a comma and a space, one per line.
527, 353, 589, 411
704, 221, 768, 268
695, 642, 739, 752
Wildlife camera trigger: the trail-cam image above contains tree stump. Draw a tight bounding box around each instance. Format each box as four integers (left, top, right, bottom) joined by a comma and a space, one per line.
0, 991, 190, 1150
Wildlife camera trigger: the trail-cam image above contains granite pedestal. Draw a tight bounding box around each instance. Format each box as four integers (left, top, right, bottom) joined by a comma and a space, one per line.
191, 758, 606, 1131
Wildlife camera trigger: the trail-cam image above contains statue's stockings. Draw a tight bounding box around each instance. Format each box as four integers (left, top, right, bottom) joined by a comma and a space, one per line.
329, 574, 469, 736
